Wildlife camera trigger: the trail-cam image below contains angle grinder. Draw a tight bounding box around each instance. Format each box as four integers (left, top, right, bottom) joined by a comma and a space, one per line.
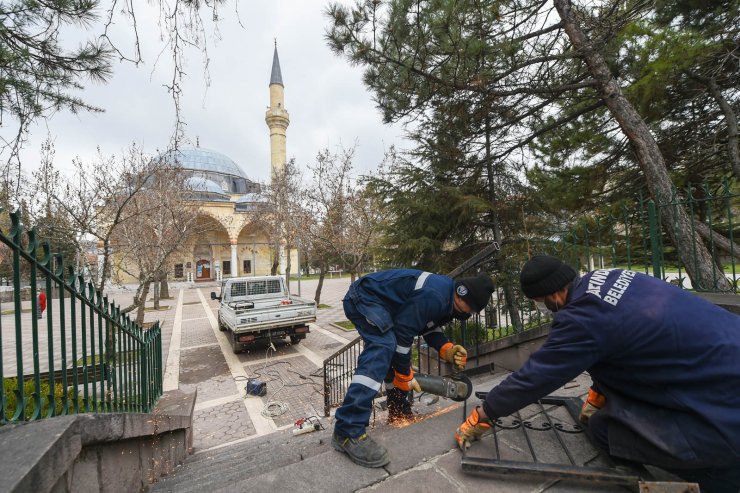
413, 372, 473, 402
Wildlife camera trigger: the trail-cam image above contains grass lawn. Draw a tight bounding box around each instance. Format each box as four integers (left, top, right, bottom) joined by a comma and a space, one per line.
334, 320, 356, 331
317, 304, 331, 309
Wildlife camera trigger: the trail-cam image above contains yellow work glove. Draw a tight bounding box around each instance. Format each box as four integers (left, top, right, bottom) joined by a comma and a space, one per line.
393, 369, 421, 393
439, 342, 468, 370
455, 406, 492, 450
579, 387, 606, 424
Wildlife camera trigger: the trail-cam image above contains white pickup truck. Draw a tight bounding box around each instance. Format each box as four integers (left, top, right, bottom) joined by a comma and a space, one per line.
211, 276, 317, 353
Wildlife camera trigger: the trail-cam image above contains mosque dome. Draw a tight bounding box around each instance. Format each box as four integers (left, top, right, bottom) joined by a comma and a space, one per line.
185, 177, 228, 197
163, 148, 248, 178
162, 147, 260, 199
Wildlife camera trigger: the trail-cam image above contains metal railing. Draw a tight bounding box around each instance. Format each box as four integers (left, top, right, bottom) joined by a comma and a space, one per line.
0, 210, 163, 423
539, 180, 740, 293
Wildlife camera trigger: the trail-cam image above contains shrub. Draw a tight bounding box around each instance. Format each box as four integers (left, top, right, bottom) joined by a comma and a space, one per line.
3, 377, 68, 421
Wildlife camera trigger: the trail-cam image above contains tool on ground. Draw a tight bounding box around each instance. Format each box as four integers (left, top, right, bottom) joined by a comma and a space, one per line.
246, 378, 267, 397
292, 416, 323, 436
413, 372, 473, 402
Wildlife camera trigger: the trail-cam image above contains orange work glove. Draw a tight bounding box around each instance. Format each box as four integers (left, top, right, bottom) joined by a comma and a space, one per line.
393, 369, 421, 393
455, 406, 492, 450
579, 387, 606, 423
439, 342, 467, 370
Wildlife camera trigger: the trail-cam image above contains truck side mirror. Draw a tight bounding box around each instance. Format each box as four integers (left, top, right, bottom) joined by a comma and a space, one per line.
211, 292, 220, 300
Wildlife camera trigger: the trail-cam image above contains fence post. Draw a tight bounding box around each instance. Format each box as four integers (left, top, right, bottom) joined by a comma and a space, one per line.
647, 200, 662, 279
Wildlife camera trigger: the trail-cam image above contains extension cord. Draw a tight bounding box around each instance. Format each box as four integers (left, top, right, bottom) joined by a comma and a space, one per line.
292, 424, 319, 436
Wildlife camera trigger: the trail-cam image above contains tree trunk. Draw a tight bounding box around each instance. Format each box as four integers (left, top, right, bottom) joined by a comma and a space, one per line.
554, 0, 730, 291
484, 117, 522, 330
160, 272, 170, 299
705, 77, 740, 181
96, 239, 110, 294
314, 266, 326, 305
136, 281, 151, 326
271, 247, 279, 275
694, 221, 740, 260
153, 274, 161, 310
285, 244, 292, 292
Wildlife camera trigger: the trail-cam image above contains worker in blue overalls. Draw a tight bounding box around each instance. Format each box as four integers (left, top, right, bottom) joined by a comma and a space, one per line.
332, 269, 494, 468
456, 255, 740, 493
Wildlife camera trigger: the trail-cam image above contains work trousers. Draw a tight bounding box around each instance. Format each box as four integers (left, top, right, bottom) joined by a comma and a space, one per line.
588, 411, 740, 493
334, 299, 408, 438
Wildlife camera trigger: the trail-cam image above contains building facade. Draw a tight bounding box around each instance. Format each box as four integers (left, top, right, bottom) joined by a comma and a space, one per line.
109, 45, 295, 283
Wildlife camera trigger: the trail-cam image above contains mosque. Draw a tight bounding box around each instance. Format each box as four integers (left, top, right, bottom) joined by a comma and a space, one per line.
112, 45, 296, 283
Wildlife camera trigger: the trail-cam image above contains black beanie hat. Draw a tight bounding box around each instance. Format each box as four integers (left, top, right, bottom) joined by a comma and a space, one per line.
455, 273, 495, 312
520, 255, 576, 298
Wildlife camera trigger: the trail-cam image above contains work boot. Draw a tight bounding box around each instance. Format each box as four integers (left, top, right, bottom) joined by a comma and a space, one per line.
386, 387, 414, 425
332, 431, 390, 468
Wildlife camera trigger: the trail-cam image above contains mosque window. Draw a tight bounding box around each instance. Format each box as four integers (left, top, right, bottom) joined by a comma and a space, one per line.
223, 260, 231, 275
174, 264, 184, 278
243, 260, 252, 274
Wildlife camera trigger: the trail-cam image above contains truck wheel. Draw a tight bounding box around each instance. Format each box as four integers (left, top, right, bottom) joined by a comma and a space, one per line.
218, 316, 227, 332
290, 335, 303, 345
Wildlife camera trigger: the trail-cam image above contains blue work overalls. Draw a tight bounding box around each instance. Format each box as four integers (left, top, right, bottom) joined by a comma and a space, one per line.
334, 269, 453, 438
483, 269, 740, 469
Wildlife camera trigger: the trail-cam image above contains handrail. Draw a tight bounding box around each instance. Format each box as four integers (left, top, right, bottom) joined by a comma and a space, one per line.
0, 209, 163, 423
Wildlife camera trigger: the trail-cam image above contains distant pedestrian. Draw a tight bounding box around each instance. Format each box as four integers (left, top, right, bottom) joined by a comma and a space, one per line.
37, 291, 46, 319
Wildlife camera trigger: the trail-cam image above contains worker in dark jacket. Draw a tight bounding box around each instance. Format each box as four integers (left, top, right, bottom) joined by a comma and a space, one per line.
455, 255, 740, 493
333, 269, 494, 468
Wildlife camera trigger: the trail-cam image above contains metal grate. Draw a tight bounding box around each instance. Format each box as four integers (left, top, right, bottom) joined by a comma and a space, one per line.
461, 393, 651, 488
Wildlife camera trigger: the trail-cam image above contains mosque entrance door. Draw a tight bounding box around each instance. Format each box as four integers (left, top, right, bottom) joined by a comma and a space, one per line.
196, 259, 211, 280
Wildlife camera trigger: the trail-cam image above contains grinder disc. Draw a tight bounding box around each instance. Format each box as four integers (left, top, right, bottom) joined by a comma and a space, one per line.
450, 373, 473, 402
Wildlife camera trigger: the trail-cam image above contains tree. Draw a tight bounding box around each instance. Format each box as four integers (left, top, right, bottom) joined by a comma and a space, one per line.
0, 0, 113, 192
326, 0, 731, 290
45, 144, 164, 294
552, 0, 729, 289
304, 145, 356, 304
255, 158, 306, 288
0, 0, 229, 196
343, 182, 386, 279
110, 160, 200, 325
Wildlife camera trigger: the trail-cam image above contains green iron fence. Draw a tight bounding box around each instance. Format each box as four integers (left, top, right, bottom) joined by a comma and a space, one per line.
0, 210, 163, 423
535, 180, 740, 293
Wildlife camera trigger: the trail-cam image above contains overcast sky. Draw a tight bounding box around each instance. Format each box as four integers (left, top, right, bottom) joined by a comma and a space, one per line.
15, 1, 407, 185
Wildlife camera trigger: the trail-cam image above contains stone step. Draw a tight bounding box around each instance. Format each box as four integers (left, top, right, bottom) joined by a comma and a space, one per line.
150, 395, 654, 493
151, 427, 334, 492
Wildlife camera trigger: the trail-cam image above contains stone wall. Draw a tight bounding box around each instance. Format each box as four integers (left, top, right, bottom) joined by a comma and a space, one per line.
0, 389, 195, 493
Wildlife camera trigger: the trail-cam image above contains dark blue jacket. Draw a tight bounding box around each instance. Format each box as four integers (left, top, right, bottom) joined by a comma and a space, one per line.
483, 269, 740, 466
344, 269, 453, 371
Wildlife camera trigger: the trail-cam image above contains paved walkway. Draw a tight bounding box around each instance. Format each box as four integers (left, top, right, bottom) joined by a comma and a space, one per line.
158, 277, 355, 452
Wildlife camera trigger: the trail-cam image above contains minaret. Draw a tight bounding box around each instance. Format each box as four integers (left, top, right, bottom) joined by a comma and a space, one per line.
265, 41, 290, 180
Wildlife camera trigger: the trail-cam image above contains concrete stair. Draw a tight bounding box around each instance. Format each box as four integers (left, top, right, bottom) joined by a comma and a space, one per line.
149, 392, 642, 493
